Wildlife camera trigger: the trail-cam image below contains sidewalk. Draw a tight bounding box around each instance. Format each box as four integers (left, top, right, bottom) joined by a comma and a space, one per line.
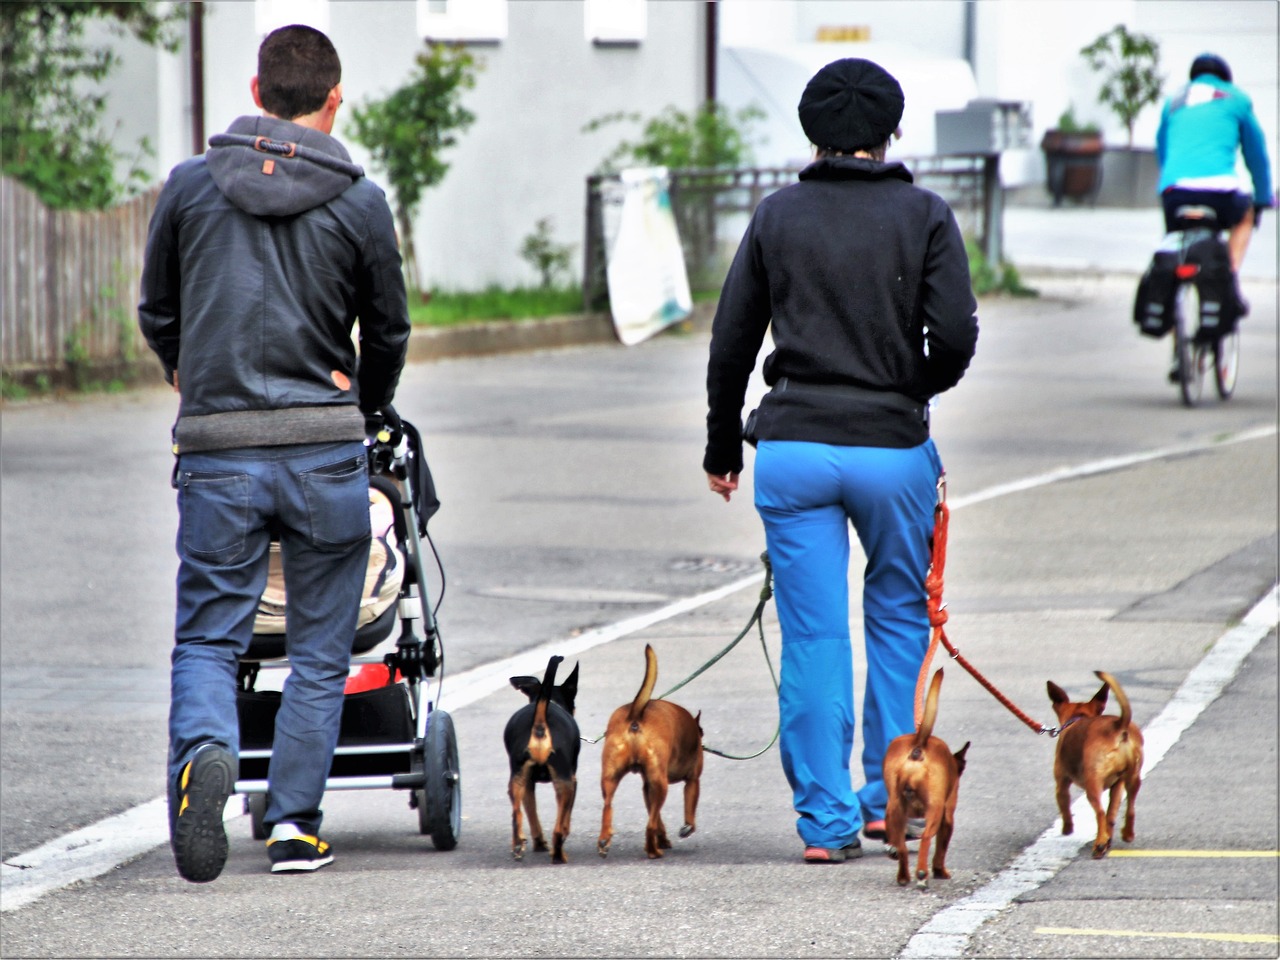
1003, 205, 1279, 281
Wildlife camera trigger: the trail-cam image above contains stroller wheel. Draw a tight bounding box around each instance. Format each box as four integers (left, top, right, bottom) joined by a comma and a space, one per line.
245, 793, 270, 841
418, 709, 461, 850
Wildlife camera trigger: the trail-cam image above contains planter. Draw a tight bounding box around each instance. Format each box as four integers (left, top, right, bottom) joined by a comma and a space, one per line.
1041, 130, 1104, 207
1097, 147, 1160, 208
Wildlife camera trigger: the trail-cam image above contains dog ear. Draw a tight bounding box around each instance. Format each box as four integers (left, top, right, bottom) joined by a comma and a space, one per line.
953, 741, 970, 774
1047, 681, 1069, 705
510, 676, 541, 701
1091, 682, 1109, 707
559, 662, 580, 714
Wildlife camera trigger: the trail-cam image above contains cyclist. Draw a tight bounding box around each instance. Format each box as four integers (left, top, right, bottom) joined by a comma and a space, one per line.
1155, 53, 1274, 312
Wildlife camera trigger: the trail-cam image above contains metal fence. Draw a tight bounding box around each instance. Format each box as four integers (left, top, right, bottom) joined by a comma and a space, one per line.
1, 177, 160, 385
582, 156, 1000, 312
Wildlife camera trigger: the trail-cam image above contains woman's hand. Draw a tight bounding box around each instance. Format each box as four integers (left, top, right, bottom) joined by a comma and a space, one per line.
706, 471, 739, 502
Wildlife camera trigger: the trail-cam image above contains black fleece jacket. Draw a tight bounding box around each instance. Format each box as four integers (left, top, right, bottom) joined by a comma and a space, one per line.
704, 157, 978, 476
138, 115, 410, 453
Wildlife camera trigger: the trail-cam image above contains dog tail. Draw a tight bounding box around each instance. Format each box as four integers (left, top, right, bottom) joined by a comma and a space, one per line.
528, 655, 563, 764
1095, 670, 1132, 737
912, 669, 944, 759
628, 644, 659, 723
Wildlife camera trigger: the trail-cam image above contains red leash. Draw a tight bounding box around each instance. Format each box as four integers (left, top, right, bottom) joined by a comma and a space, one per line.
914, 475, 1056, 736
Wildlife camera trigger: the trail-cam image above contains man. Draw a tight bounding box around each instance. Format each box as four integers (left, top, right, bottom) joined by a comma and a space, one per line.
703, 58, 978, 863
1156, 53, 1273, 284
139, 24, 410, 880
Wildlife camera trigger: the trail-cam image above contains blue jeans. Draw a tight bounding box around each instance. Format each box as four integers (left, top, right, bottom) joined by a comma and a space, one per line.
168, 441, 370, 836
754, 439, 942, 848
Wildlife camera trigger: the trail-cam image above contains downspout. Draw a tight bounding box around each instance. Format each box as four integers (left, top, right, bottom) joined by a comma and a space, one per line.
963, 0, 975, 74
705, 0, 717, 104
189, 1, 205, 156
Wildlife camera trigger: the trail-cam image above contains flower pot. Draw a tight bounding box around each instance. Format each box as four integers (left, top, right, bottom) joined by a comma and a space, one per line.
1041, 130, 1104, 206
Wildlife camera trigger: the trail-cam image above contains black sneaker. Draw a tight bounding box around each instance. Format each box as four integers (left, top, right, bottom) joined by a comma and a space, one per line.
803, 839, 863, 863
170, 744, 236, 883
267, 823, 334, 873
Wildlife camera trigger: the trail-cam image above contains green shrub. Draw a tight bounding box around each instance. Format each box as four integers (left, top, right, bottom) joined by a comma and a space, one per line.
966, 238, 1037, 298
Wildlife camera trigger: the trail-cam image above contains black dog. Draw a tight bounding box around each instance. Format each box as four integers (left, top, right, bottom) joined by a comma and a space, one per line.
503, 655, 580, 862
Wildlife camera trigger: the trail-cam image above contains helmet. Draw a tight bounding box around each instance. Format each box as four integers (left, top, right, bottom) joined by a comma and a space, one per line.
1190, 53, 1232, 83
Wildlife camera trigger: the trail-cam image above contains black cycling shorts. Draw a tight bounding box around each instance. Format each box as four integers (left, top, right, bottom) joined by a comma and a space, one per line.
1162, 187, 1255, 232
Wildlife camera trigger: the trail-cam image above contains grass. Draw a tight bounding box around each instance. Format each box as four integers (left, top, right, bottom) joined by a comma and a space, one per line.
410, 285, 583, 326
966, 238, 1038, 298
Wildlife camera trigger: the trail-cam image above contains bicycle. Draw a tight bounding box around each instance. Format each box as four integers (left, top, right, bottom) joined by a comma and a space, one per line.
1135, 204, 1242, 407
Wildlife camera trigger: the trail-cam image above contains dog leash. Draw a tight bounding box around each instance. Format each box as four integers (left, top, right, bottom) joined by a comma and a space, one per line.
580, 553, 782, 759
915, 474, 1061, 737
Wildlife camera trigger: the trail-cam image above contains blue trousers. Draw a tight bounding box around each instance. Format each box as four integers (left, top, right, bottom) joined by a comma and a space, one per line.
754, 439, 942, 848
168, 441, 371, 836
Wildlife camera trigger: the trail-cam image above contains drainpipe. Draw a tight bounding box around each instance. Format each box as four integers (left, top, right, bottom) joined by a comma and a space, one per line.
705, 0, 717, 104
189, 1, 205, 156
963, 1, 975, 76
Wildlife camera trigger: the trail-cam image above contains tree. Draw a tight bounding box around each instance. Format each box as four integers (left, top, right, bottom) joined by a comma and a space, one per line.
0, 2, 182, 209
583, 102, 765, 174
347, 42, 479, 297
1080, 24, 1163, 149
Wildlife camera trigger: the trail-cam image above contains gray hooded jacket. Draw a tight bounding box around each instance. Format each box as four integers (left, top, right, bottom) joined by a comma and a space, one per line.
138, 115, 410, 453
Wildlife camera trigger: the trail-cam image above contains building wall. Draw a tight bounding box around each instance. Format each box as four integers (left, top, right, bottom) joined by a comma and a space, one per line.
92, 0, 706, 293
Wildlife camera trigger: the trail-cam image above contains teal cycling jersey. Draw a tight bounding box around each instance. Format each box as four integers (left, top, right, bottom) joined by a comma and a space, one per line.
1155, 75, 1273, 206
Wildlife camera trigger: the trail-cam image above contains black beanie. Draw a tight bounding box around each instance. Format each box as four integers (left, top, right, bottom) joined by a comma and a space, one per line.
798, 58, 904, 152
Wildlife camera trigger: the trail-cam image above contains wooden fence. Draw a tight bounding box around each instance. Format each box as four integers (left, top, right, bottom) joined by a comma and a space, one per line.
1, 176, 161, 385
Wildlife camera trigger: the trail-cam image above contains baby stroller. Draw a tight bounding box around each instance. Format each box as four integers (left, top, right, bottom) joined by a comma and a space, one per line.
233, 418, 461, 850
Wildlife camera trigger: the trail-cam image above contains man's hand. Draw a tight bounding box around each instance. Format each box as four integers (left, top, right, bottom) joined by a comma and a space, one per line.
706, 471, 739, 502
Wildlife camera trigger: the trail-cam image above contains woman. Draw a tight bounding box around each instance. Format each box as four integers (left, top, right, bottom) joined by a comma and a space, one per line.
703, 58, 978, 863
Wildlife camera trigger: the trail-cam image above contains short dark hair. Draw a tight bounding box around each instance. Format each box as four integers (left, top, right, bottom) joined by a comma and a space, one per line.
257, 25, 341, 120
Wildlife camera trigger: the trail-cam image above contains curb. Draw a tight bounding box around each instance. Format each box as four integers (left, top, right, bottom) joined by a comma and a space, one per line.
405, 300, 717, 363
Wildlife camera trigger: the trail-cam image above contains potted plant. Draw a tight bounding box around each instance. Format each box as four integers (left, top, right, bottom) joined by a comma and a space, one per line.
1079, 23, 1163, 206
1041, 106, 1104, 206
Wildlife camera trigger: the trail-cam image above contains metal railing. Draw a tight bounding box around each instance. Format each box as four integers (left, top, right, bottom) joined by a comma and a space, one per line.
582, 156, 1002, 312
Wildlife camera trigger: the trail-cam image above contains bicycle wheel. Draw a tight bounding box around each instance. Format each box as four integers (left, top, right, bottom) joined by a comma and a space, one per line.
1174, 282, 1206, 407
1213, 330, 1240, 399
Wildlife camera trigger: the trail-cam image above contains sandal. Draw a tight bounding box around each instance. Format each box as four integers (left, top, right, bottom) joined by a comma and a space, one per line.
862, 818, 925, 842
803, 840, 863, 863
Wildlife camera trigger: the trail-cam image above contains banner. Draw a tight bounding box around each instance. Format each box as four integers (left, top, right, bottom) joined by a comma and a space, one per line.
602, 167, 693, 346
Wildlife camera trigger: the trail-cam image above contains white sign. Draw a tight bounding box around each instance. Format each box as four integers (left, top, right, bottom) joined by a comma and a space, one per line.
602, 167, 693, 347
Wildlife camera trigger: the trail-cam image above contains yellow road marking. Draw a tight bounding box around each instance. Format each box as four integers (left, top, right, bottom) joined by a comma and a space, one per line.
1107, 849, 1279, 858
1037, 927, 1280, 945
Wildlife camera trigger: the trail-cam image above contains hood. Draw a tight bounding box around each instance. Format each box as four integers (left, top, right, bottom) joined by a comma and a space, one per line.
206, 115, 364, 217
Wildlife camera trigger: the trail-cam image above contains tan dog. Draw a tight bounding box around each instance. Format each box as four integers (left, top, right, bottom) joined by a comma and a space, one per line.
883, 668, 970, 888
597, 644, 703, 859
1047, 670, 1144, 859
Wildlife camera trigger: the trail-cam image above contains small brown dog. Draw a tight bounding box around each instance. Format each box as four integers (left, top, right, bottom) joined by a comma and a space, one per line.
1047, 670, 1144, 859
883, 668, 970, 888
597, 644, 703, 859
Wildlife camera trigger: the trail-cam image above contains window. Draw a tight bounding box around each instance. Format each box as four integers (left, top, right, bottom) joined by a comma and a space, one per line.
255, 0, 330, 35
585, 0, 646, 46
417, 0, 508, 43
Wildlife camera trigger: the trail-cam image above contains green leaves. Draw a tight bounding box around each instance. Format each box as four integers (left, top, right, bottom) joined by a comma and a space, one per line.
347, 42, 478, 221
1080, 24, 1163, 148
584, 102, 765, 174
0, 2, 180, 209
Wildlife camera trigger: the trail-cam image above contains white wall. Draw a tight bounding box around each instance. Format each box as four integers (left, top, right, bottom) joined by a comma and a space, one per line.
93, 0, 705, 292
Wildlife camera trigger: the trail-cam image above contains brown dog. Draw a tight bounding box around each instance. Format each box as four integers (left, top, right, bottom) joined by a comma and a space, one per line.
597, 644, 703, 859
1047, 670, 1144, 859
883, 668, 970, 888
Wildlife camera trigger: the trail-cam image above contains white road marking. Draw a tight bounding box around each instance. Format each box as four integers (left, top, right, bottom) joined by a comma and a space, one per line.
2, 426, 1275, 914
898, 584, 1278, 959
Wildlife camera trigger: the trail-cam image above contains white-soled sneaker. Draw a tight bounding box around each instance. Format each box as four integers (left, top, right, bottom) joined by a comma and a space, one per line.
267, 822, 334, 873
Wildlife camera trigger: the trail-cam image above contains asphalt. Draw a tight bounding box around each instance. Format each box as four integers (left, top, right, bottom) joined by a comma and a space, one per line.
1, 204, 1276, 958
